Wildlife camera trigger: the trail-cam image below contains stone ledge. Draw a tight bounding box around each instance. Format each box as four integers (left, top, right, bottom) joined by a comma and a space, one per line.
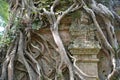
76, 59, 99, 63
69, 48, 100, 55
68, 40, 101, 50
85, 77, 99, 80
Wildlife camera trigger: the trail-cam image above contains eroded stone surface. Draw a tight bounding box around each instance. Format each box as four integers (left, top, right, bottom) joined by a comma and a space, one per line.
68, 18, 100, 80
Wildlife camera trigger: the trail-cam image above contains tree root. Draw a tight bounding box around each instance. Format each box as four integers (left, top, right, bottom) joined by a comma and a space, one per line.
0, 38, 18, 80
1, 0, 120, 80
83, 0, 120, 79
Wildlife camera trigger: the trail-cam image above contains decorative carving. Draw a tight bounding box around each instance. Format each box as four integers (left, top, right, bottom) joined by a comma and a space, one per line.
68, 17, 100, 80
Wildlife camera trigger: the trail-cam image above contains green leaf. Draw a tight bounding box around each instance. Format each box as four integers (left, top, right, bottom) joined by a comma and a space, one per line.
0, 0, 9, 22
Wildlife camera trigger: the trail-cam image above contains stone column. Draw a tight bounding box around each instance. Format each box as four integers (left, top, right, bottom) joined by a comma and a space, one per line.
68, 20, 100, 80
69, 46, 100, 80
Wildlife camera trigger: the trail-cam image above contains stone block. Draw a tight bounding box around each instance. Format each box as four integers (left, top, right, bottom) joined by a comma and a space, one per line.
69, 47, 100, 80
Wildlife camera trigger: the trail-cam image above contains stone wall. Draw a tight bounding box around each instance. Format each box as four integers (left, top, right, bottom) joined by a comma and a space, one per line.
10, 15, 102, 80
35, 16, 101, 80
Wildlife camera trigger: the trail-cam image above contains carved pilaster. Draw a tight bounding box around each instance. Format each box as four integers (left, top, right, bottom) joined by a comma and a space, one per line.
68, 18, 100, 80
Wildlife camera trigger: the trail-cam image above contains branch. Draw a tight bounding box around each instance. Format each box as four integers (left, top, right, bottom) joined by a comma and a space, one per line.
25, 50, 42, 79
8, 38, 18, 80
112, 11, 120, 24
83, 6, 115, 54
89, 0, 114, 19
68, 53, 96, 79
83, 6, 118, 74
50, 0, 60, 13
57, 3, 76, 24
102, 16, 118, 49
43, 8, 54, 24
71, 3, 83, 12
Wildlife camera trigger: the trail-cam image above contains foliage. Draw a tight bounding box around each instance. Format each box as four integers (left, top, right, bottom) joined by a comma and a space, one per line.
38, 0, 72, 11
0, 28, 15, 47
39, 0, 54, 9
0, 0, 8, 22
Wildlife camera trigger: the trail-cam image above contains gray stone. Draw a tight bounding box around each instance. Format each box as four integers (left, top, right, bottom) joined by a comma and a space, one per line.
68, 18, 100, 80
